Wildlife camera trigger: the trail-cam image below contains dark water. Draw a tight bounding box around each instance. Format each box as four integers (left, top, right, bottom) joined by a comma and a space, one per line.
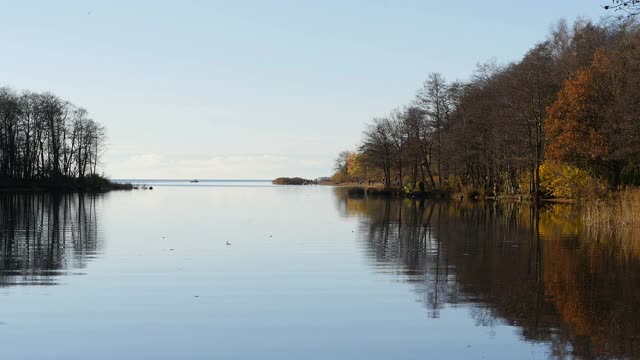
0, 182, 639, 359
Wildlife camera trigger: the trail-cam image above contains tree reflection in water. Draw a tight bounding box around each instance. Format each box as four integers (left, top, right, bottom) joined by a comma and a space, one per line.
0, 193, 102, 286
334, 188, 640, 359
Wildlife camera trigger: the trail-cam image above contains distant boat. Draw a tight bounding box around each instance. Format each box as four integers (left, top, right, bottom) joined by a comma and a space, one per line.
189, 179, 199, 183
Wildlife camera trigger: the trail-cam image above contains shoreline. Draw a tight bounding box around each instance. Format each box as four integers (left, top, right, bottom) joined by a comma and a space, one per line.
322, 182, 579, 203
0, 178, 134, 193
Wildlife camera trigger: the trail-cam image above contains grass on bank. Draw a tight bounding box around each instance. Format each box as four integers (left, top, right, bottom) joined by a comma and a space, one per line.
581, 188, 640, 228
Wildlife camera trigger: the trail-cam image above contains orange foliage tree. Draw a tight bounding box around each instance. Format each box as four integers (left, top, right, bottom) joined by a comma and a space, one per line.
545, 50, 617, 170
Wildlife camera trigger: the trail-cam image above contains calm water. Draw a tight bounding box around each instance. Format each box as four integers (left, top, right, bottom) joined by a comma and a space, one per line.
0, 181, 639, 359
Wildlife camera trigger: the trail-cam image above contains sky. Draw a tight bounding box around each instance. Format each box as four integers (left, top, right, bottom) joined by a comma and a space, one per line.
0, 1, 605, 179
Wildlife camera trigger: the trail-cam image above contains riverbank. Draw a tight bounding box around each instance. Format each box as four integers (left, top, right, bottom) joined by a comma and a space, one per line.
0, 176, 134, 192
323, 182, 451, 199
581, 188, 640, 228
326, 182, 599, 204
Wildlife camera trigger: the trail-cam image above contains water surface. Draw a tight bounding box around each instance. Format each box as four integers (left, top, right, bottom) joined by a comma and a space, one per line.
0, 182, 638, 359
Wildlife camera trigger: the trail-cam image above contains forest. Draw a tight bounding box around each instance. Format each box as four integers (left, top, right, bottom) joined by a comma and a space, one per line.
0, 88, 115, 189
332, 18, 640, 199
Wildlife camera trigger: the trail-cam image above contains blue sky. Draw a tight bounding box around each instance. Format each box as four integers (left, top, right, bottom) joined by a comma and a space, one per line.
0, 1, 605, 179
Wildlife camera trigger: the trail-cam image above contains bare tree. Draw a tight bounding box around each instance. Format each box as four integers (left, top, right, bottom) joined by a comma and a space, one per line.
0, 87, 107, 184
604, 0, 640, 17
417, 73, 453, 188
334, 150, 351, 176
360, 118, 394, 189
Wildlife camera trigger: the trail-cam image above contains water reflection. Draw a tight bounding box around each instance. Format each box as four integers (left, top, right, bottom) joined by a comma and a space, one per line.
0, 193, 102, 286
335, 189, 640, 359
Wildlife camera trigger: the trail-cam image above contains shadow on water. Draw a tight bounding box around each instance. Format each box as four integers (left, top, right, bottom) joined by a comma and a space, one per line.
333, 188, 640, 360
0, 193, 102, 287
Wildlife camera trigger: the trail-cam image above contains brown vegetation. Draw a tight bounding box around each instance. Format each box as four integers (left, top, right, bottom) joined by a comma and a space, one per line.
581, 187, 640, 227
332, 19, 640, 200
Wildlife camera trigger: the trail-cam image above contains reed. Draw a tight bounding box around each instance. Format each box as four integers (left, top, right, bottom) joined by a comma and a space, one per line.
581, 188, 640, 228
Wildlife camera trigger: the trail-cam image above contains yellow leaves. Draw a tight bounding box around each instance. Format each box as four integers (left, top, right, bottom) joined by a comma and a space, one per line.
539, 161, 608, 199
346, 152, 362, 178
331, 172, 349, 183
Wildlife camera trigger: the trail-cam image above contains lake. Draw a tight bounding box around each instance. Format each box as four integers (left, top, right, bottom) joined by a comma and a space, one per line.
0, 181, 638, 359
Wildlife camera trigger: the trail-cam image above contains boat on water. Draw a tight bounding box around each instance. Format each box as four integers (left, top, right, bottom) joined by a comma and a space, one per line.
189, 179, 199, 183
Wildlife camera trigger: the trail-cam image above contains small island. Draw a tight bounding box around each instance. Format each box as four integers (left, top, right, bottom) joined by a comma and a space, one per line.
272, 177, 317, 185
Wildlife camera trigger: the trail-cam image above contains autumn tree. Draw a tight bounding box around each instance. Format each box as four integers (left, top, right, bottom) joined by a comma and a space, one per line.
602, 25, 640, 183
334, 19, 640, 196
545, 50, 620, 183
507, 42, 561, 196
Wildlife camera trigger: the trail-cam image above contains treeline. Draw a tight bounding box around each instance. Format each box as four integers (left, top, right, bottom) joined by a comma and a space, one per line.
0, 87, 105, 183
333, 19, 640, 198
